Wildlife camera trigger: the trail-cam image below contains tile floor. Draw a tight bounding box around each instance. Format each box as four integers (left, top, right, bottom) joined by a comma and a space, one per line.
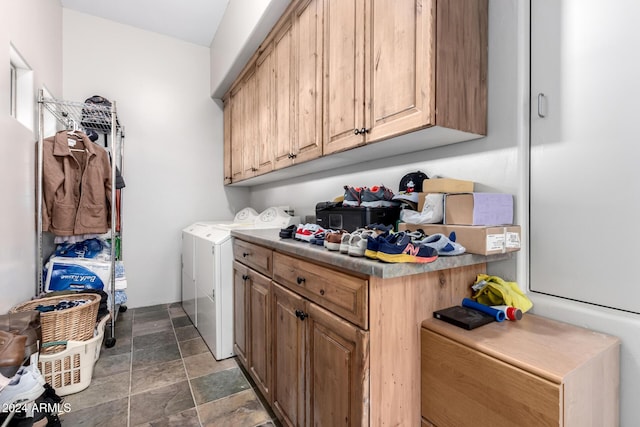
58, 303, 278, 427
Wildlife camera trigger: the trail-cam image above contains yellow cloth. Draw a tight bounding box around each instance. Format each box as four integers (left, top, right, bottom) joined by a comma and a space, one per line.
472, 274, 533, 312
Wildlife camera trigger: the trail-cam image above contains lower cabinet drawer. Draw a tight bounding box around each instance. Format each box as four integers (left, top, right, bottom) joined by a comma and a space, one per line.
421, 329, 560, 427
234, 239, 273, 277
273, 252, 368, 329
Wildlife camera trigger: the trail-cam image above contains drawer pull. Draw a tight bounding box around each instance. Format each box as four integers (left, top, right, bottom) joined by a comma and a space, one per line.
320, 289, 325, 295
296, 277, 306, 285
295, 309, 308, 321
242, 252, 250, 258
242, 274, 249, 281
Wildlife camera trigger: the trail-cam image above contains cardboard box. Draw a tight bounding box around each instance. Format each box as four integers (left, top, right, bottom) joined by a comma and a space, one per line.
444, 193, 513, 226
398, 223, 521, 255
416, 179, 475, 211
421, 178, 474, 193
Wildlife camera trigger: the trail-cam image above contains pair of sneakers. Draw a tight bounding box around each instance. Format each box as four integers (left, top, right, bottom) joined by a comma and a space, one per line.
294, 224, 324, 242
340, 224, 393, 257
343, 185, 399, 208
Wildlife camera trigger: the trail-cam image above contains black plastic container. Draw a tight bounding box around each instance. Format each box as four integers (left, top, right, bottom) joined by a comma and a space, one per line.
315, 203, 400, 232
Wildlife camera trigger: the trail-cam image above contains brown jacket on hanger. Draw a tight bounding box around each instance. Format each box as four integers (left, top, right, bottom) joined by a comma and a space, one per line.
42, 130, 112, 236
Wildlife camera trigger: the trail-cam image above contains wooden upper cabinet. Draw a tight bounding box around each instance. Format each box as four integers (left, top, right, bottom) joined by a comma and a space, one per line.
323, 0, 366, 155
273, 18, 295, 170
256, 47, 275, 175
292, 0, 323, 164
324, 0, 487, 154
242, 67, 259, 179
223, 0, 487, 184
223, 96, 232, 184
366, 0, 436, 143
229, 83, 245, 182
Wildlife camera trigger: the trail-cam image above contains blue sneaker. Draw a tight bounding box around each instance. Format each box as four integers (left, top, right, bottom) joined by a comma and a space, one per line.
418, 232, 466, 256
377, 234, 438, 263
365, 230, 425, 260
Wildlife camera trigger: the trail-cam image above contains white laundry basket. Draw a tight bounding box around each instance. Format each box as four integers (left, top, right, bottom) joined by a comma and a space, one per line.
38, 314, 109, 396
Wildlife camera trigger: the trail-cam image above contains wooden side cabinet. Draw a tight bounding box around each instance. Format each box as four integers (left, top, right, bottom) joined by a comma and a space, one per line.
271, 282, 369, 426
421, 314, 620, 427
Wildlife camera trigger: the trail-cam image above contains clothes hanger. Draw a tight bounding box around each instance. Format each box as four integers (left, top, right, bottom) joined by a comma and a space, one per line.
66, 119, 86, 152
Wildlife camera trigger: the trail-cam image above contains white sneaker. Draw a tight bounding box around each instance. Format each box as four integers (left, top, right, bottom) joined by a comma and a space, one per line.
16, 364, 46, 386
0, 368, 45, 407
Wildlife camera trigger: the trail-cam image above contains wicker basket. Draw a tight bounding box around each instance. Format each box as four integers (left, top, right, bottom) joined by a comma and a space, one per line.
11, 293, 100, 354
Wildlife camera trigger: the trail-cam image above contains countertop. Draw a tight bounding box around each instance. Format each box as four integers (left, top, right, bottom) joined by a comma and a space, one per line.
231, 228, 513, 279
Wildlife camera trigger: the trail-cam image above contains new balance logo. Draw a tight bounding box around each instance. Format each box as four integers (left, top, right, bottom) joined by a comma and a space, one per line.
402, 243, 420, 256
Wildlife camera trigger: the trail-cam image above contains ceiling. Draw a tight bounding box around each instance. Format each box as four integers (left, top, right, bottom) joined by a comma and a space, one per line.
60, 0, 229, 47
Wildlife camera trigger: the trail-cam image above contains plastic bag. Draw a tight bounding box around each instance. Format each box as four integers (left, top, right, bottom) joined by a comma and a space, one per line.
471, 274, 533, 312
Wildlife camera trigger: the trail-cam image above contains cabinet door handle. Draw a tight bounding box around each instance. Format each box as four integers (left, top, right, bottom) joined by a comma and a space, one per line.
537, 93, 546, 118
354, 127, 370, 135
295, 309, 308, 320
296, 277, 306, 285
242, 274, 249, 281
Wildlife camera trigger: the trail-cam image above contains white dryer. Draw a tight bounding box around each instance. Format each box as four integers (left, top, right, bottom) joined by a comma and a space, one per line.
181, 207, 298, 360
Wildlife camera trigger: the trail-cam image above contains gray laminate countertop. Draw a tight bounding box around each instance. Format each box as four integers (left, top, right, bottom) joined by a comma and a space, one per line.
231, 228, 513, 279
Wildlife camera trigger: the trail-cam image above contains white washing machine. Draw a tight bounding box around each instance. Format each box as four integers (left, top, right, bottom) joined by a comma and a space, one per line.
181, 207, 298, 360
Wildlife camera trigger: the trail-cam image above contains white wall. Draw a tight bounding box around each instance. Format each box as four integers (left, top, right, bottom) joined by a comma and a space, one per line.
62, 9, 249, 308
0, 0, 62, 313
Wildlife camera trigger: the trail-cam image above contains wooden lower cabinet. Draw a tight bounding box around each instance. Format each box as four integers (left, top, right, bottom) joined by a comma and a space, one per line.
249, 271, 271, 401
232, 261, 249, 367
272, 283, 306, 426
272, 283, 368, 427
232, 259, 273, 402
421, 315, 620, 427
234, 239, 485, 426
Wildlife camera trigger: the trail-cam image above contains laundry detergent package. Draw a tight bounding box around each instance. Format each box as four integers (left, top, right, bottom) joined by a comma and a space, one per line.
44, 257, 111, 292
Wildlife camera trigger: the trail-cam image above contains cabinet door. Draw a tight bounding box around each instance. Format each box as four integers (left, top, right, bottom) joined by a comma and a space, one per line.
272, 283, 306, 427
223, 97, 232, 184
323, 0, 366, 155
366, 0, 435, 142
273, 18, 296, 170
232, 261, 250, 367
307, 302, 369, 427
293, 0, 323, 163
256, 47, 275, 175
229, 84, 245, 182
249, 271, 272, 402
242, 67, 259, 179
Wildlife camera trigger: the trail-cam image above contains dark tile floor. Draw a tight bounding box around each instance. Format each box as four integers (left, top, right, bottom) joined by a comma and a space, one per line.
58, 303, 277, 427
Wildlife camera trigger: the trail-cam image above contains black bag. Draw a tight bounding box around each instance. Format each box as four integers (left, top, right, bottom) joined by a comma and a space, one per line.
81, 95, 114, 132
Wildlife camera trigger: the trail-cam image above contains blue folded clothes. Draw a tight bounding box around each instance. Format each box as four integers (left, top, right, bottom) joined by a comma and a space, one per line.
35, 299, 90, 312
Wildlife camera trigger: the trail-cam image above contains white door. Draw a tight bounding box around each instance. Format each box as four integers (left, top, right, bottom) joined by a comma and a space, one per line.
530, 0, 640, 313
